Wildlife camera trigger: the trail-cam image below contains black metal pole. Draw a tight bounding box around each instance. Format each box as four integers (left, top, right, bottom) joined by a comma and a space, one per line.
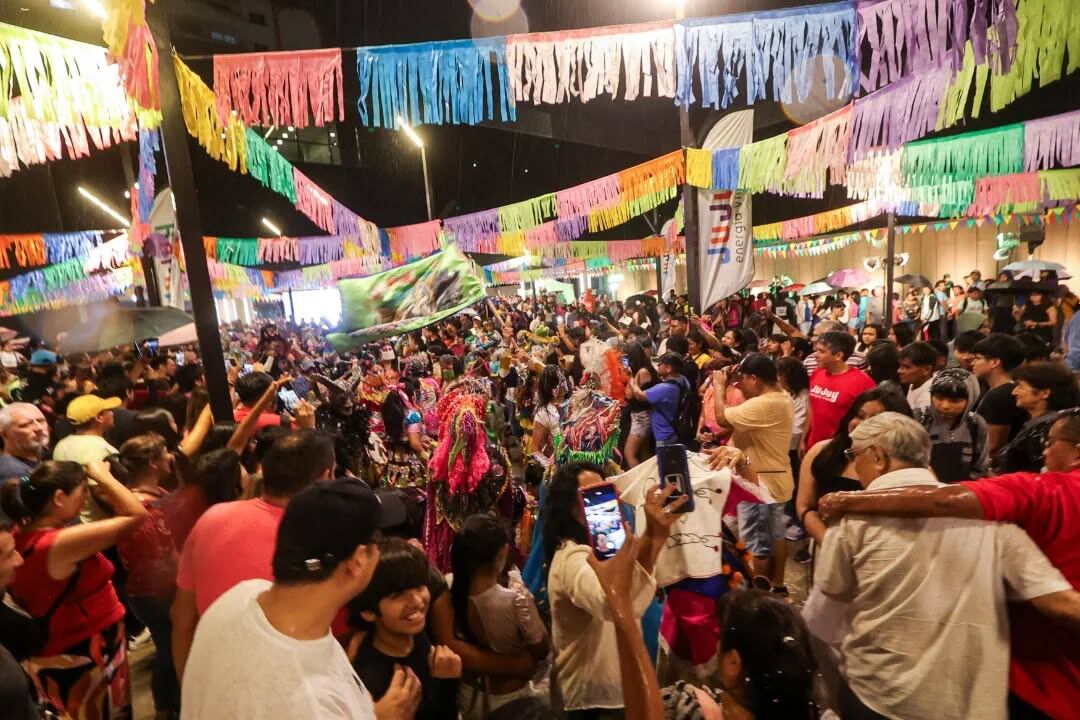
655, 257, 663, 294
149, 4, 232, 420
883, 212, 896, 330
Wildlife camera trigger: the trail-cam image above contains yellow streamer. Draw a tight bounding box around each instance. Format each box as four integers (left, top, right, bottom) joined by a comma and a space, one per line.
174, 56, 247, 173
685, 148, 713, 189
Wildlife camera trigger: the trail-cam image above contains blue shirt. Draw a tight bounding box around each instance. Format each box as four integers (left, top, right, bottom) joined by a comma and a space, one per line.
1064, 312, 1080, 371
0, 453, 33, 481
645, 377, 689, 442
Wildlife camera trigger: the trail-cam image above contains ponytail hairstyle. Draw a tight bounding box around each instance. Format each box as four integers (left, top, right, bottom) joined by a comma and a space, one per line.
0, 461, 86, 525
450, 514, 509, 643
718, 590, 819, 719
119, 432, 168, 481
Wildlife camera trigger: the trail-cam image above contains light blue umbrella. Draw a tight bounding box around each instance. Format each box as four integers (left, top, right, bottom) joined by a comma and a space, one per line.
799, 280, 835, 296
1002, 260, 1072, 280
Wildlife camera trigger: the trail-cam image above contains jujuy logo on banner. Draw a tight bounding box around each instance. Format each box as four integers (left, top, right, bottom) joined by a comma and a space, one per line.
697, 111, 754, 311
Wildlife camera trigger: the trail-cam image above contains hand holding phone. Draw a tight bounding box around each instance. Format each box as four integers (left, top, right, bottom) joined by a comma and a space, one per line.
656, 444, 694, 515
579, 482, 627, 560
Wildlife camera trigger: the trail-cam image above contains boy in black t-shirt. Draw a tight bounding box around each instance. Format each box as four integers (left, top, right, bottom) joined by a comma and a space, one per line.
348, 539, 460, 720
971, 334, 1028, 456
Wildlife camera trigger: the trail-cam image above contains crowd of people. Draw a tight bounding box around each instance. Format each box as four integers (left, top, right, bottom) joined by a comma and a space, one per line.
0, 269, 1077, 720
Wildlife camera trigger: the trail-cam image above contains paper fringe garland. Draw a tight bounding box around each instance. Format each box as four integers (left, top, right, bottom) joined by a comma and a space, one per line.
855, 0, 969, 93
506, 22, 676, 106
213, 48, 344, 129
175, 56, 248, 173
675, 2, 856, 110
783, 104, 851, 197
989, 0, 1078, 112
387, 221, 442, 263
0, 23, 142, 177
902, 122, 1024, 185
1023, 109, 1080, 172
100, 0, 160, 111
245, 128, 296, 204
356, 38, 516, 129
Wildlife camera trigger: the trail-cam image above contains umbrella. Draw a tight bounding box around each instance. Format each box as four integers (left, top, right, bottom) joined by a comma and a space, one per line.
1002, 260, 1073, 280
983, 278, 1053, 298
799, 281, 835, 296
827, 268, 870, 288
158, 323, 198, 347
781, 283, 806, 293
61, 306, 193, 353
894, 274, 932, 288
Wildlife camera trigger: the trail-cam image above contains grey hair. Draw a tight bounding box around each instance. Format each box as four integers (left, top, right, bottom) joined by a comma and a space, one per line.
849, 412, 931, 467
814, 320, 845, 336
0, 403, 41, 434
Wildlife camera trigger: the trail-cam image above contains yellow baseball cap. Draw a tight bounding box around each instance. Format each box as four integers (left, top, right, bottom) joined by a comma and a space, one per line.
67, 395, 122, 425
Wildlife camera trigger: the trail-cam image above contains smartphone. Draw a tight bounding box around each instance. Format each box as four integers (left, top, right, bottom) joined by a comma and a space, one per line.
146, 339, 159, 355
242, 363, 254, 376
656, 443, 694, 513
579, 482, 627, 560
175, 351, 185, 367
278, 388, 300, 412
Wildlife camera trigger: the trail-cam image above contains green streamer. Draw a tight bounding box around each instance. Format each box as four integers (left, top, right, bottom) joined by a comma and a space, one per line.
42, 257, 84, 290
1041, 168, 1080, 203
498, 194, 556, 233
216, 237, 259, 266
245, 129, 297, 205
739, 134, 787, 194
902, 123, 1023, 186
908, 179, 976, 212
990, 0, 1078, 112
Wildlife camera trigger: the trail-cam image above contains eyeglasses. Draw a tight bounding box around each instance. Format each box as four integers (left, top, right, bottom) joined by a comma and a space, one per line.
843, 447, 872, 462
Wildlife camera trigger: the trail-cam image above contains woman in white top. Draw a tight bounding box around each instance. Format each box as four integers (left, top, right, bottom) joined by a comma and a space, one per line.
529, 365, 567, 472
540, 462, 684, 717
451, 514, 549, 718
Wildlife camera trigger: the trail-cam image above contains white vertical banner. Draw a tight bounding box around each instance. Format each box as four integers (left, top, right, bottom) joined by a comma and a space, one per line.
699, 110, 755, 312
660, 218, 678, 297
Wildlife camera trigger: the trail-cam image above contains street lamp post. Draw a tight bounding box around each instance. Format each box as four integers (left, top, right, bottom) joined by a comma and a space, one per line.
397, 117, 433, 221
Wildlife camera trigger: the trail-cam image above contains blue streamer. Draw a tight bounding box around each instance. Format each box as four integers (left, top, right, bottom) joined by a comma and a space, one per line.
712, 148, 741, 189
357, 37, 516, 128
138, 129, 160, 224
44, 231, 99, 264
676, 1, 856, 109
377, 228, 392, 259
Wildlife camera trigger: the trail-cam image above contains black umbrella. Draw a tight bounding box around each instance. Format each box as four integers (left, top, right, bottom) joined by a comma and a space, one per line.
893, 274, 932, 288
61, 306, 193, 353
982, 278, 1053, 298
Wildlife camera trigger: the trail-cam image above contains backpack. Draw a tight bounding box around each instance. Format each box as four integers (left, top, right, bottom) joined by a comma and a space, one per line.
915, 407, 986, 477
659, 378, 701, 451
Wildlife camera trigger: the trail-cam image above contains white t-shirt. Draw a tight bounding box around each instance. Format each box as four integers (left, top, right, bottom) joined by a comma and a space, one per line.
0, 351, 20, 368
816, 468, 1071, 720
181, 579, 375, 720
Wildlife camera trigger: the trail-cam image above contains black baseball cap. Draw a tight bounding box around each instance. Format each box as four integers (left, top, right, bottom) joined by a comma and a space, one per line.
274, 477, 401, 576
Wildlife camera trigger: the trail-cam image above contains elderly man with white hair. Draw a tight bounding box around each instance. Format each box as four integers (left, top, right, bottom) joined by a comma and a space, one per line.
816, 412, 1080, 720
0, 402, 49, 480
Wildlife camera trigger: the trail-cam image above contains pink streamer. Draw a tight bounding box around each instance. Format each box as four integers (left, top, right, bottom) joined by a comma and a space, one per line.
293, 168, 336, 233
783, 104, 852, 197
525, 222, 558, 250
607, 241, 645, 263
782, 216, 817, 241
970, 172, 1041, 216
214, 49, 344, 128
258, 237, 299, 263
556, 175, 621, 219
388, 221, 441, 261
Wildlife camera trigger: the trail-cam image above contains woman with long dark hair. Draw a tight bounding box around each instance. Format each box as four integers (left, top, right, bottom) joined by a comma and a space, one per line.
450, 514, 548, 717
528, 365, 567, 482
381, 388, 430, 496
796, 388, 912, 543
1, 460, 147, 718
625, 341, 659, 468
1015, 289, 1058, 346
540, 462, 683, 717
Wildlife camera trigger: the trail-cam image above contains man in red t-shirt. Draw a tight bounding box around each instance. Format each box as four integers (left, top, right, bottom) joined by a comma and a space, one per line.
232, 371, 288, 429
818, 412, 1080, 719
171, 429, 336, 682
806, 331, 877, 448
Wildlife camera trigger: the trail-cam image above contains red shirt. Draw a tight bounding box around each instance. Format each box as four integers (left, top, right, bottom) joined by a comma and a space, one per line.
12, 529, 125, 656
176, 498, 285, 614
233, 405, 284, 430
964, 471, 1080, 719
806, 366, 876, 447
118, 490, 178, 599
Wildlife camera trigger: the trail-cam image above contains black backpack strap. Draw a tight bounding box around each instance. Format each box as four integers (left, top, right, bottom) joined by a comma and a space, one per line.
19, 537, 82, 625
656, 379, 688, 429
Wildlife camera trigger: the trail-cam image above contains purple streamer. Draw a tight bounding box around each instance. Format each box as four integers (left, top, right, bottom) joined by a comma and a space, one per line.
555, 216, 587, 242
146, 232, 174, 260
332, 202, 360, 237
1024, 110, 1080, 172
857, 0, 968, 94
970, 0, 1018, 72
849, 53, 956, 159
442, 209, 500, 251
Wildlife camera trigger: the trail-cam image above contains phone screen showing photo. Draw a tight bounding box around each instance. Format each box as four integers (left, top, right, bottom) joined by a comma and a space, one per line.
580, 482, 626, 560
